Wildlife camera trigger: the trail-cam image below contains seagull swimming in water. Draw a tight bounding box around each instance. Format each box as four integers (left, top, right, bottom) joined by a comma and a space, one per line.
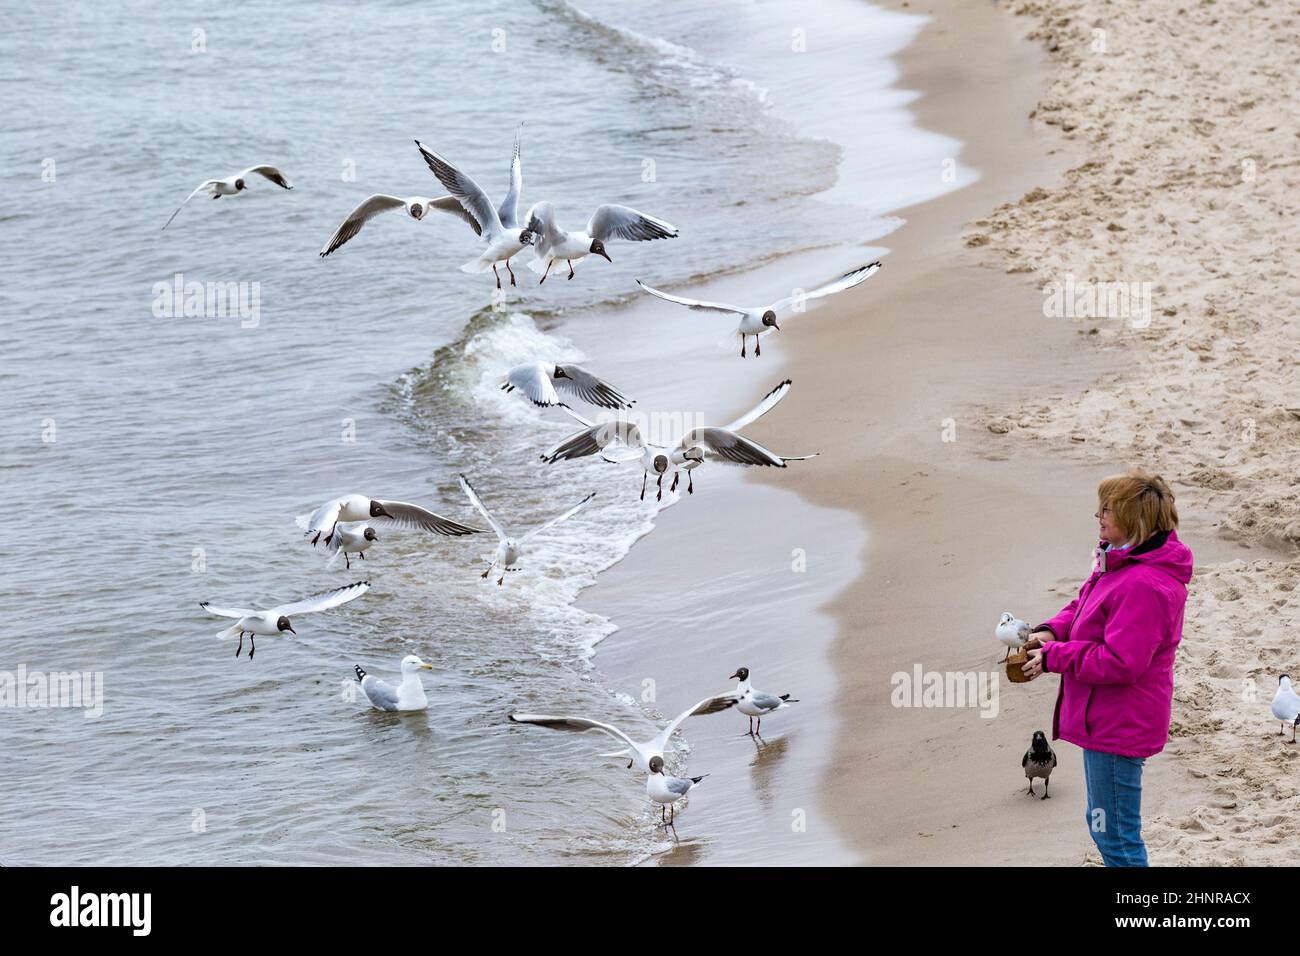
521, 200, 677, 283
199, 580, 370, 660
354, 655, 434, 712
318, 194, 481, 257
646, 755, 705, 827
728, 666, 797, 736
501, 362, 635, 410
636, 261, 881, 358
414, 128, 533, 288
297, 494, 482, 548
457, 474, 595, 586
541, 379, 815, 500
508, 693, 738, 772
164, 165, 294, 230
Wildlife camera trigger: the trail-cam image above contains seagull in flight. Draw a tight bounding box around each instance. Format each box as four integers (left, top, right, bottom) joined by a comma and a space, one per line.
646, 755, 705, 827
502, 362, 635, 410
323, 522, 379, 571
636, 261, 882, 357
728, 666, 798, 736
414, 127, 532, 288
164, 165, 294, 230
541, 379, 815, 500
508, 693, 738, 772
297, 494, 483, 548
199, 580, 370, 660
522, 201, 677, 283
318, 194, 481, 257
457, 474, 595, 586
354, 655, 434, 712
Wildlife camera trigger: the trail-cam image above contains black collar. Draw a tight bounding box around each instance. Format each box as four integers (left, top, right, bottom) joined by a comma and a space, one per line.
1130, 529, 1171, 556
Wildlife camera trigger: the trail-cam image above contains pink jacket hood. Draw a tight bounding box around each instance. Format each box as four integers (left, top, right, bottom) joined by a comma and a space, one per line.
1037, 529, 1193, 758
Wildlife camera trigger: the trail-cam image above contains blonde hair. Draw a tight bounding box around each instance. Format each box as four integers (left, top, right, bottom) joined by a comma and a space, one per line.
1098, 470, 1178, 546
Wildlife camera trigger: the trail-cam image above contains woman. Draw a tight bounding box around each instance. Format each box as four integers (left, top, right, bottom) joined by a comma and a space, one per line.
1021, 470, 1192, 867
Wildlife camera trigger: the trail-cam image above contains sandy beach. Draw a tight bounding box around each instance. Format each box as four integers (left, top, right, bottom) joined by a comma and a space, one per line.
579, 0, 1297, 865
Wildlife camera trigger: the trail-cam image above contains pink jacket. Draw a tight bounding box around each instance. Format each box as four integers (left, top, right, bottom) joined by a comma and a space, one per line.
1037, 529, 1193, 758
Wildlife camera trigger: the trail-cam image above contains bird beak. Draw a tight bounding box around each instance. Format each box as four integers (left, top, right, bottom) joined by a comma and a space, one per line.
773, 322, 781, 331
729, 671, 741, 680
286, 626, 297, 635
597, 249, 612, 262
421, 663, 433, 670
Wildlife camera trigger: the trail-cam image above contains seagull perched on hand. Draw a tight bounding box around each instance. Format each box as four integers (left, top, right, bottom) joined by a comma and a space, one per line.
414, 129, 532, 288
354, 655, 433, 712
996, 612, 1034, 662
164, 165, 293, 229
646, 755, 705, 827
318, 194, 481, 257
521, 200, 677, 283
636, 261, 881, 358
508, 693, 737, 772
457, 474, 594, 586
297, 494, 482, 548
1022, 730, 1057, 798
1271, 675, 1300, 742
501, 362, 635, 410
728, 666, 797, 736
199, 580, 370, 660
541, 379, 815, 500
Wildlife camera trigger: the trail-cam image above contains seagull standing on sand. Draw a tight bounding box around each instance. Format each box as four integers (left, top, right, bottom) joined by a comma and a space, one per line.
324, 522, 378, 570
199, 581, 370, 660
318, 194, 482, 257
297, 494, 482, 547
522, 201, 677, 283
541, 379, 815, 500
508, 694, 738, 771
457, 474, 594, 586
501, 362, 635, 410
728, 666, 797, 736
646, 755, 705, 827
1022, 730, 1057, 798
354, 655, 434, 712
414, 129, 532, 288
1271, 675, 1300, 742
636, 261, 882, 358
996, 612, 1034, 662
163, 165, 294, 229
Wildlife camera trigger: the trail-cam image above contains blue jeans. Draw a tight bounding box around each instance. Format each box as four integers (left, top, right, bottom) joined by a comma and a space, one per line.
1082, 749, 1148, 867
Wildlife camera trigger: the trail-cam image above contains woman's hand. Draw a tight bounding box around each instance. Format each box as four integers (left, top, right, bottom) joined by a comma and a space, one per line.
1021, 647, 1046, 680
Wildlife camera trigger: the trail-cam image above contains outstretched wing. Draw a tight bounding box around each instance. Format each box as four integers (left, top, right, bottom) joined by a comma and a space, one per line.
426, 195, 482, 236
372, 500, 483, 536
541, 409, 642, 464
720, 379, 793, 433
521, 201, 561, 253
199, 601, 254, 619
634, 279, 749, 317
414, 141, 502, 236
587, 204, 678, 243
457, 474, 508, 543
298, 498, 343, 538
553, 365, 635, 410
520, 492, 595, 543
679, 427, 806, 467
163, 180, 217, 230
505, 363, 561, 407
269, 580, 371, 617
766, 261, 882, 313
508, 713, 638, 751
319, 194, 406, 257
650, 693, 741, 753
497, 123, 524, 228
239, 165, 293, 189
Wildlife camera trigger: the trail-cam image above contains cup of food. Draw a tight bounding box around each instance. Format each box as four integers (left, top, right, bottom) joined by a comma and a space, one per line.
1005, 638, 1043, 683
